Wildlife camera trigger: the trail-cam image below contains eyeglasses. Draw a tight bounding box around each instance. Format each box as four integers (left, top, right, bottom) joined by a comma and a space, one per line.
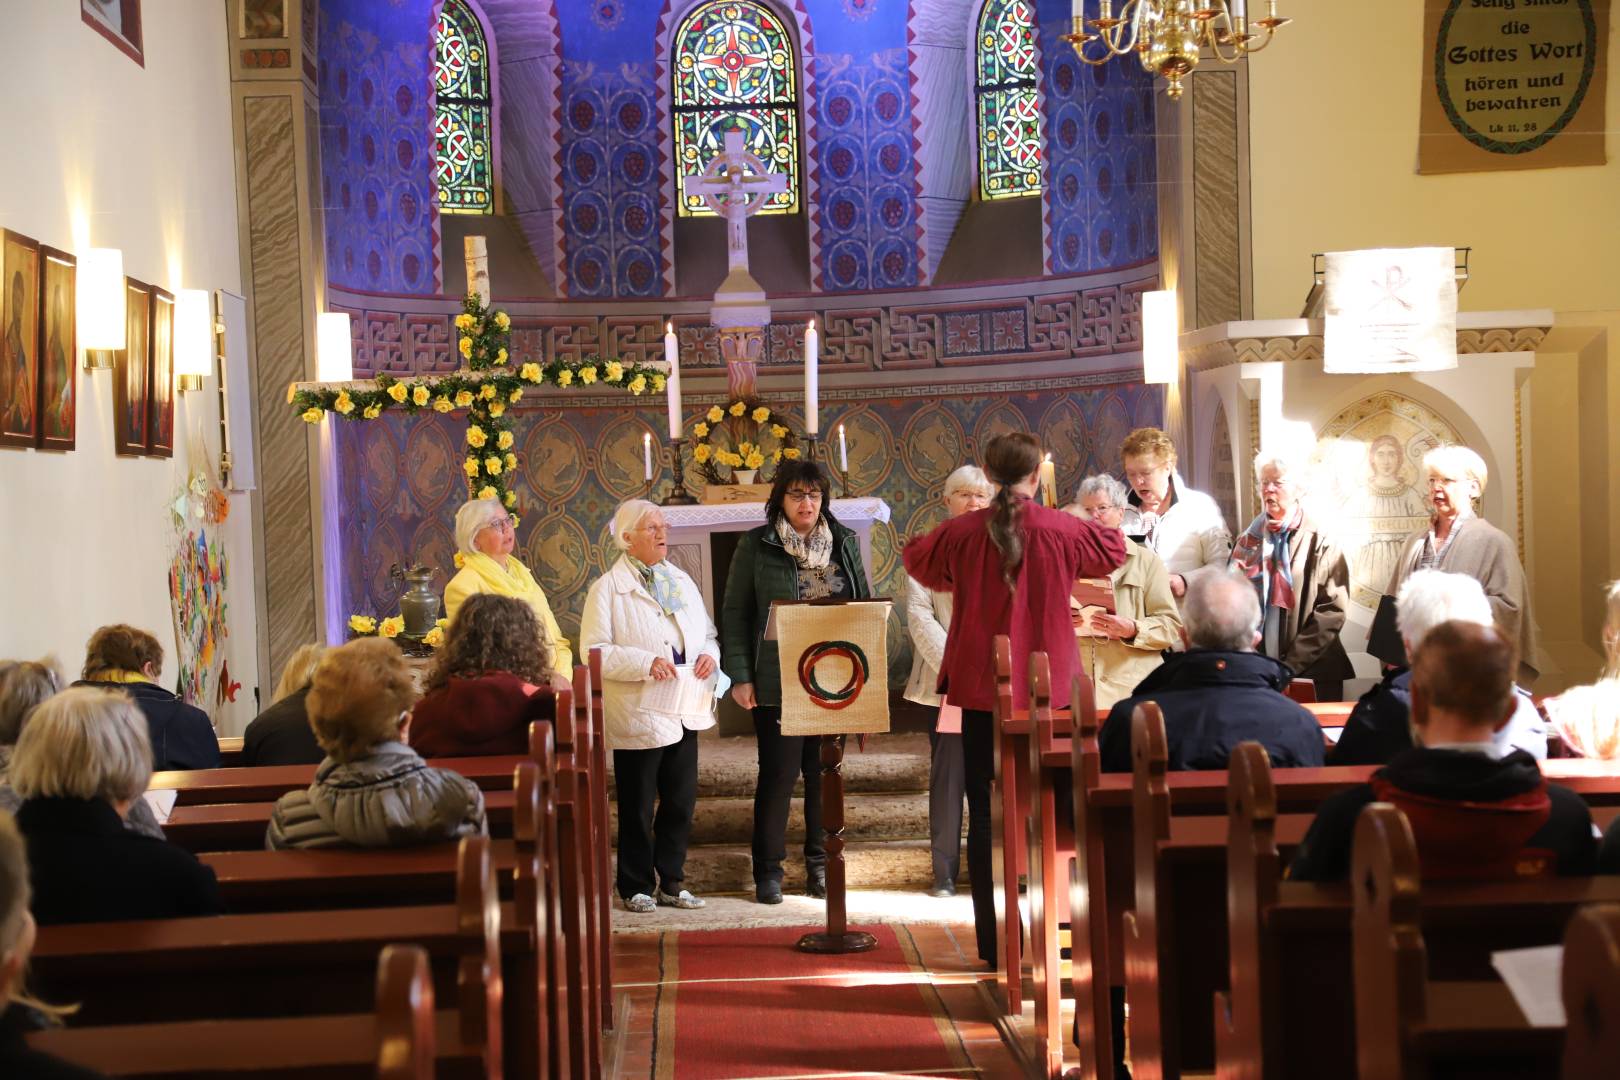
633, 523, 669, 535
783, 490, 823, 504
482, 517, 514, 532
1124, 465, 1167, 484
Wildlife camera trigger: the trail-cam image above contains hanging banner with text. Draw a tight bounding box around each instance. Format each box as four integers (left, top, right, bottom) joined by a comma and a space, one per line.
1419, 0, 1609, 174
1323, 247, 1459, 374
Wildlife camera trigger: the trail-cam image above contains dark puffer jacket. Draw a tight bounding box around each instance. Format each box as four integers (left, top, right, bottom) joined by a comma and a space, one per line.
72, 679, 221, 772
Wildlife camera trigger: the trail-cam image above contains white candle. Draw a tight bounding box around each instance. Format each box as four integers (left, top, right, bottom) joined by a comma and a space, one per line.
664, 322, 682, 440
838, 423, 848, 473
804, 319, 819, 436
643, 431, 653, 481
1039, 453, 1057, 508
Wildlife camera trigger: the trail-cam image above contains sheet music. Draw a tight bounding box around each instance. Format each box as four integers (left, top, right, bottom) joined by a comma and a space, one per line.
1491, 945, 1565, 1028
141, 787, 179, 825
639, 664, 715, 717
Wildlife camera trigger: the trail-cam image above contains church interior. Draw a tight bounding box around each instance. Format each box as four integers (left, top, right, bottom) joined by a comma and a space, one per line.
2, 0, 1619, 1077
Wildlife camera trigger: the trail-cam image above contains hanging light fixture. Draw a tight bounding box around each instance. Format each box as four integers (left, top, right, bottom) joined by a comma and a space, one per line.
78, 248, 125, 370
174, 289, 215, 392
316, 312, 354, 383
1141, 289, 1178, 384
1061, 1, 1292, 101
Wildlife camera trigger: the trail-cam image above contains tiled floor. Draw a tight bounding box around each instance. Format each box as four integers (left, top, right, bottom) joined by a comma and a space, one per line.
609, 921, 1027, 1078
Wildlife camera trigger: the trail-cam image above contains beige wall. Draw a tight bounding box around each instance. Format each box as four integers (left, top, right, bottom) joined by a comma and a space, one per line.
0, 2, 262, 731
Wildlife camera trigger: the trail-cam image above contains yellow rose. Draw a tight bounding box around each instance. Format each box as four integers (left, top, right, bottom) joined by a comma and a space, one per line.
693, 443, 712, 463
509, 389, 522, 403
286, 383, 297, 404
302, 407, 324, 423
379, 616, 405, 639
628, 375, 646, 395
497, 430, 514, 450
463, 458, 479, 478
558, 369, 574, 387
485, 455, 503, 475
347, 615, 376, 634
423, 627, 445, 648
773, 449, 782, 464
783, 448, 801, 459
580, 366, 597, 384
455, 389, 474, 408
459, 336, 473, 357
746, 450, 765, 469
494, 311, 511, 330
510, 515, 521, 529
693, 422, 709, 438
706, 406, 724, 423
605, 360, 624, 382
489, 401, 506, 418
496, 348, 508, 364
455, 313, 474, 330
436, 617, 449, 630
752, 407, 770, 423
771, 424, 788, 439
479, 383, 497, 401
333, 391, 354, 415
387, 383, 408, 403
477, 485, 497, 500
504, 452, 517, 470
433, 395, 453, 413
520, 362, 542, 382
411, 385, 430, 406
466, 426, 488, 448
728, 401, 746, 417
363, 404, 381, 419
454, 551, 466, 569
503, 490, 517, 507
652, 374, 667, 393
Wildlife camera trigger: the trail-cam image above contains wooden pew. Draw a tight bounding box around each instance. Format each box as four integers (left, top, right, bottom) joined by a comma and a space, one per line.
1562, 904, 1620, 1080
151, 754, 532, 806
30, 943, 444, 1079
556, 673, 604, 1079
587, 648, 614, 1032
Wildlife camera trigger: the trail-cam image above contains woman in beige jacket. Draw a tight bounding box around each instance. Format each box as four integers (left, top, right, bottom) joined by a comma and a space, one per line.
1067, 475, 1183, 709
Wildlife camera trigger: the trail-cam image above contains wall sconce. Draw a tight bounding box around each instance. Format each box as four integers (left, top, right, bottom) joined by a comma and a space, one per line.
174, 289, 214, 392
316, 311, 353, 382
78, 247, 125, 370
1141, 289, 1178, 385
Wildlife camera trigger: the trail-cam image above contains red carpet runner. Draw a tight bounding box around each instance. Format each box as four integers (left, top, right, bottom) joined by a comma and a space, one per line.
652, 924, 976, 1078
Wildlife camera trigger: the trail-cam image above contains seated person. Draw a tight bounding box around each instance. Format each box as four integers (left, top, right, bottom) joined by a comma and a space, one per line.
10, 688, 222, 924
409, 594, 556, 758
1543, 580, 1620, 760
73, 625, 220, 771
1330, 570, 1546, 765
1290, 621, 1597, 882
239, 644, 325, 767
1098, 566, 1325, 772
268, 638, 486, 850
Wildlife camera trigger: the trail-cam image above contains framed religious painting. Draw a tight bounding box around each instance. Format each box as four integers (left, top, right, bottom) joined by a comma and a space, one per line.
113, 278, 151, 456
81, 0, 144, 67
36, 246, 77, 451
0, 230, 42, 450
147, 285, 174, 458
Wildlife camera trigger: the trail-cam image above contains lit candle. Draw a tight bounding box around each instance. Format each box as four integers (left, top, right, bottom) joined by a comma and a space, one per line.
838, 422, 848, 473
643, 431, 653, 481
1039, 453, 1057, 508
804, 318, 819, 436
664, 322, 682, 440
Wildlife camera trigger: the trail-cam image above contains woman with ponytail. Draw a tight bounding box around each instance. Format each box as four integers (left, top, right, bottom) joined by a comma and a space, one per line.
902, 432, 1124, 969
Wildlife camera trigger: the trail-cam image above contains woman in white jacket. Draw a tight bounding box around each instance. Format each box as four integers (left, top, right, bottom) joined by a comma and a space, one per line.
581, 499, 721, 914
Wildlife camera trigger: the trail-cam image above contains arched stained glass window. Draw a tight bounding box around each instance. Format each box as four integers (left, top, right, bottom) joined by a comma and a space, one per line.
672, 0, 800, 217
434, 0, 493, 213
975, 0, 1041, 201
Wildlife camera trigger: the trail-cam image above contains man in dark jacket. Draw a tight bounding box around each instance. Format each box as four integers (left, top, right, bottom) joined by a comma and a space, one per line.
1098, 566, 1325, 773
1290, 621, 1596, 882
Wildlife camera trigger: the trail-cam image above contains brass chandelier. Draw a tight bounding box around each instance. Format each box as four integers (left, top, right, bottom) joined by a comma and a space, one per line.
1061, 0, 1293, 101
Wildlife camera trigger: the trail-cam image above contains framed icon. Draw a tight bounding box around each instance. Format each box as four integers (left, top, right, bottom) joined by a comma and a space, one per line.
36, 246, 77, 451
113, 278, 152, 456
0, 230, 41, 450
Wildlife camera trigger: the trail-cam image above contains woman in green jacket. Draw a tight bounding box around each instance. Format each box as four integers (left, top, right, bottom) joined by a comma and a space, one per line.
720, 460, 871, 904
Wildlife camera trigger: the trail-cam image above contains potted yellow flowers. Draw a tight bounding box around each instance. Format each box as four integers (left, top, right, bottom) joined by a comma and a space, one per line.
689, 395, 801, 503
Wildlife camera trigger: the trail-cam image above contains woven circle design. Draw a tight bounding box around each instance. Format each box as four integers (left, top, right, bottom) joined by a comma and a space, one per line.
798, 640, 870, 711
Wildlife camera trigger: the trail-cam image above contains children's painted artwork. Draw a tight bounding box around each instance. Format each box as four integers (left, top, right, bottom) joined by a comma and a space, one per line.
169, 526, 229, 711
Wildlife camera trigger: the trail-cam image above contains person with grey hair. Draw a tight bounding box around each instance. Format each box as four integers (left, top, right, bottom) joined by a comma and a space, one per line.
1331, 569, 1547, 766
1383, 444, 1536, 684
903, 465, 992, 896
443, 496, 573, 675
1097, 567, 1325, 772
1063, 474, 1182, 708
1228, 450, 1352, 699
11, 687, 221, 924
581, 499, 720, 913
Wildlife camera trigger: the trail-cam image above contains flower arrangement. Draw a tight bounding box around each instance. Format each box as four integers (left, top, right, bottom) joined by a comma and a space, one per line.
689, 395, 801, 485
349, 614, 448, 650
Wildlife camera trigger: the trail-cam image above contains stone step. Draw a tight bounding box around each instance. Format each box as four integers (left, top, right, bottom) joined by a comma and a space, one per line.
673, 839, 951, 895
606, 732, 935, 800
608, 790, 954, 848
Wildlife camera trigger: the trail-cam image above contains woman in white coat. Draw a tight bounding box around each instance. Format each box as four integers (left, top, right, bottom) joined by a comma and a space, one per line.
581, 499, 722, 913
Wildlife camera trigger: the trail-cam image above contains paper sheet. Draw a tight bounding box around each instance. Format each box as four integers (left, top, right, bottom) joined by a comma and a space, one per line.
639, 664, 715, 717
1491, 945, 1565, 1028
936, 702, 962, 735
142, 787, 179, 825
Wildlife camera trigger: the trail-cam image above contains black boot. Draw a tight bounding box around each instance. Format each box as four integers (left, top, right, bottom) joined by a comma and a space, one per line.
806, 863, 827, 899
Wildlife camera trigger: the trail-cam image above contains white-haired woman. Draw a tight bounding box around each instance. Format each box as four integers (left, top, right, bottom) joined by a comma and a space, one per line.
1385, 445, 1536, 683
1066, 474, 1183, 708
11, 687, 221, 925
443, 497, 573, 676
1228, 451, 1353, 700
904, 465, 992, 897
580, 499, 720, 913
1544, 581, 1620, 760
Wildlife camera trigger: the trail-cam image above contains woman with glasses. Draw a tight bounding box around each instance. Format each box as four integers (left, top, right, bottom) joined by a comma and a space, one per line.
721, 461, 872, 905
444, 497, 574, 677
1118, 427, 1231, 598
581, 500, 721, 913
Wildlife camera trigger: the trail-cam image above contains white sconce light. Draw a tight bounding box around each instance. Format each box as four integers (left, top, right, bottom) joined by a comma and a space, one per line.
1141, 289, 1178, 385
78, 247, 125, 370
174, 289, 214, 392
316, 311, 354, 383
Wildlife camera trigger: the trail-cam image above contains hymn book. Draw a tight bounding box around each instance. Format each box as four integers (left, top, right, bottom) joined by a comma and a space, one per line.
1071, 577, 1117, 638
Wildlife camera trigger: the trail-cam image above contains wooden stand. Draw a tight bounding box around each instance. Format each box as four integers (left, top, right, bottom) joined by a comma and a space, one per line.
797, 734, 876, 954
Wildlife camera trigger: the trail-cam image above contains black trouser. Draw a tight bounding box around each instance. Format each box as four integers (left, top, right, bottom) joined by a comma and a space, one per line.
750, 705, 824, 885
928, 726, 965, 886
961, 708, 997, 967
613, 726, 699, 899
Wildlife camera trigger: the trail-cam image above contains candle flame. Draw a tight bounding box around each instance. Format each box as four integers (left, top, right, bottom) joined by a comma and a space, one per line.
809, 317, 816, 330
1044, 452, 1051, 462
666, 321, 673, 334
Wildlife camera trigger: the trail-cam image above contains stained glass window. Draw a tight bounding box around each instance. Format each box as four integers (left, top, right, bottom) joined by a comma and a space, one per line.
672, 0, 800, 217
434, 0, 493, 213
975, 0, 1041, 201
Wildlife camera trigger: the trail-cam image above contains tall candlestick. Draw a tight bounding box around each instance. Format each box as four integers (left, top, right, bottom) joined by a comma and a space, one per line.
664, 322, 682, 440
838, 423, 848, 473
643, 431, 653, 481
1039, 453, 1057, 508
804, 319, 819, 435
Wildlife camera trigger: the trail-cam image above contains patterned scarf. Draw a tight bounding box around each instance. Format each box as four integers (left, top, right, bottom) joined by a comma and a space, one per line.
1231, 505, 1302, 611
775, 515, 834, 570
627, 555, 685, 616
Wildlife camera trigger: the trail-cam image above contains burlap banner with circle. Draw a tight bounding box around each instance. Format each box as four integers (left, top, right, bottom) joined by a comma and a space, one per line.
775, 600, 893, 736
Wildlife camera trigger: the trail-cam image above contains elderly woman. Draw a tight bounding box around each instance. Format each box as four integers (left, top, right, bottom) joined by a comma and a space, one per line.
1544, 581, 1620, 760
240, 643, 326, 767
904, 465, 992, 897
1386, 445, 1536, 684
1228, 452, 1353, 700
443, 497, 574, 677
722, 460, 872, 905
1066, 475, 1183, 708
411, 595, 556, 758
268, 639, 486, 850
582, 499, 721, 913
73, 625, 220, 771
11, 687, 221, 924
1118, 427, 1231, 598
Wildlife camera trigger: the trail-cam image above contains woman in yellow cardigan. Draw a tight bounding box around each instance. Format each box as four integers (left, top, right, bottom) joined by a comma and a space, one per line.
444, 498, 574, 677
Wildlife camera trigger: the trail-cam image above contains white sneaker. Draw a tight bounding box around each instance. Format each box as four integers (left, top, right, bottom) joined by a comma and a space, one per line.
655, 887, 706, 909
622, 893, 656, 913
